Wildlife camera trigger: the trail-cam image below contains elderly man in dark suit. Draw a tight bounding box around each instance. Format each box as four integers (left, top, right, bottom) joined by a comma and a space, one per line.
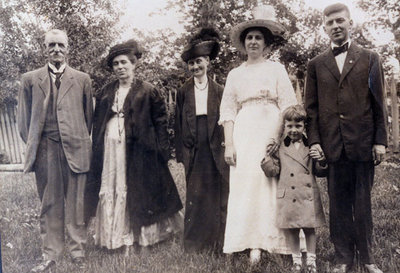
305, 3, 387, 273
17, 29, 93, 272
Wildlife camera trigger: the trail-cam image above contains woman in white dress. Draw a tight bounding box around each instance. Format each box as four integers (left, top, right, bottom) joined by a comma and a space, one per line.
219, 5, 298, 263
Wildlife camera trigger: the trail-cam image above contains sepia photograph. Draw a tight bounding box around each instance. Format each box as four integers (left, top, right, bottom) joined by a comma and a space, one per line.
0, 0, 399, 272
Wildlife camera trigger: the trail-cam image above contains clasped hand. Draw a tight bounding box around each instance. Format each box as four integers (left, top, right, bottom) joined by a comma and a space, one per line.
309, 144, 326, 163
265, 138, 279, 156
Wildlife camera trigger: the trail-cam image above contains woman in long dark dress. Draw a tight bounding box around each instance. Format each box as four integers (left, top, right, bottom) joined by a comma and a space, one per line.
174, 28, 229, 252
85, 39, 183, 251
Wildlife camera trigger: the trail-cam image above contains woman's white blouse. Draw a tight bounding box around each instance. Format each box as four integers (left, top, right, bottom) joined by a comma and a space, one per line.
219, 60, 297, 124
112, 86, 130, 115
194, 78, 208, 116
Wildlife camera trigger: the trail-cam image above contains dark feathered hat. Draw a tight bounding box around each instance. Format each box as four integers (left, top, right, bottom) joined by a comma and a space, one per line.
106, 39, 143, 68
181, 27, 221, 62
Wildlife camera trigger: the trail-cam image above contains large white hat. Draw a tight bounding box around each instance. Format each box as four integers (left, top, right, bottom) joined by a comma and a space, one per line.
230, 5, 287, 53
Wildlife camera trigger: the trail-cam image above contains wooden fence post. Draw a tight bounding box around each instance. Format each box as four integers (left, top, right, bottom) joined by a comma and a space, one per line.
391, 76, 399, 153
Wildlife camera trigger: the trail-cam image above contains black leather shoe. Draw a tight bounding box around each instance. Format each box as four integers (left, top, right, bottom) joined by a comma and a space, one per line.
72, 257, 86, 270
332, 264, 352, 273
30, 260, 55, 273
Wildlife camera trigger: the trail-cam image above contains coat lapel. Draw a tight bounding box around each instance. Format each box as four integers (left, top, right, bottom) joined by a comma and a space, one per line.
322, 48, 341, 82
207, 77, 218, 139
38, 66, 51, 97
339, 43, 361, 86
184, 78, 197, 139
283, 142, 309, 171
57, 65, 73, 105
299, 141, 310, 161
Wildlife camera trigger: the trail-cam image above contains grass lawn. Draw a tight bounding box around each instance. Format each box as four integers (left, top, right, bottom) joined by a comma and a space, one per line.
1, 157, 399, 273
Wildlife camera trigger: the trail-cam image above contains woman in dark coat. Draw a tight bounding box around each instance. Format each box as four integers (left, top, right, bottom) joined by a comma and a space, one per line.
86, 39, 183, 251
174, 28, 229, 252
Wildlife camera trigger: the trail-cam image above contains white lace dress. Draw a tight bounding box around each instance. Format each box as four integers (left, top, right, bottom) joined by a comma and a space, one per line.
94, 86, 183, 249
94, 86, 133, 249
219, 60, 298, 254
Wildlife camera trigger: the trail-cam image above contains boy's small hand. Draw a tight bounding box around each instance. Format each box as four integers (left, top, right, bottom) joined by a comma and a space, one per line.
309, 144, 326, 162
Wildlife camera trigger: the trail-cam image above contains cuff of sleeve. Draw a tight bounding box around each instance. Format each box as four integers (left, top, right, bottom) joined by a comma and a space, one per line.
218, 119, 235, 126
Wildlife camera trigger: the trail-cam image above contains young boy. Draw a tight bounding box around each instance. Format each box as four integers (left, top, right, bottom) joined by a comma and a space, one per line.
261, 105, 327, 273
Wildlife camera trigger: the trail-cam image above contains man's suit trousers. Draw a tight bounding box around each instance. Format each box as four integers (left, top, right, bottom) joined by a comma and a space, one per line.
328, 152, 375, 264
34, 136, 87, 260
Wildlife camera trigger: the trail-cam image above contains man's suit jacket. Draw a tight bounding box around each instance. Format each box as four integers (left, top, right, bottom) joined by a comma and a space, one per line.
174, 77, 229, 181
305, 43, 388, 162
17, 65, 93, 173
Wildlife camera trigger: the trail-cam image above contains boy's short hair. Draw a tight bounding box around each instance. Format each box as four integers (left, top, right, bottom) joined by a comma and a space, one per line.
282, 105, 307, 123
323, 3, 351, 18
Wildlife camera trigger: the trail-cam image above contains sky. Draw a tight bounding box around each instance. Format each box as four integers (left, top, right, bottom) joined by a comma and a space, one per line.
118, 0, 369, 35
118, 0, 185, 40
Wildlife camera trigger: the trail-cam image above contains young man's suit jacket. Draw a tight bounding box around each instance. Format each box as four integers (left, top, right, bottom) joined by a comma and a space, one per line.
305, 43, 387, 162
17, 65, 93, 173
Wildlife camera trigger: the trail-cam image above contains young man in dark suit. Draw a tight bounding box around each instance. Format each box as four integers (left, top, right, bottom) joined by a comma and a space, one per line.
17, 29, 93, 272
305, 3, 387, 273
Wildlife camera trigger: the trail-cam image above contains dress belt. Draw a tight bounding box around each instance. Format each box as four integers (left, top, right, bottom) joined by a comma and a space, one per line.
239, 96, 278, 110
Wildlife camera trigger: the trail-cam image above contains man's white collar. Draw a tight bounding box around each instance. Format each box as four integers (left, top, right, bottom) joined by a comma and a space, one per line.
331, 39, 351, 50
48, 63, 66, 73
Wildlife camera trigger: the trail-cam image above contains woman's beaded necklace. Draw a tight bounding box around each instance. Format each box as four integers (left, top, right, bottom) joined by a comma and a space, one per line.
115, 86, 130, 143
194, 79, 208, 91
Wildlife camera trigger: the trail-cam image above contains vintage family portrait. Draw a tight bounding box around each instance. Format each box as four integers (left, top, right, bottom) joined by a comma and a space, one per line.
0, 0, 399, 272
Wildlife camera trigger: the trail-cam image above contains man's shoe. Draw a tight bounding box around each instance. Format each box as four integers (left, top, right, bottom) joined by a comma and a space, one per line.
72, 257, 86, 270
332, 264, 352, 273
30, 260, 55, 273
364, 264, 383, 273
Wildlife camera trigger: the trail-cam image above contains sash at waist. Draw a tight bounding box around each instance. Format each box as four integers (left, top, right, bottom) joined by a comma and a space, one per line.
239, 96, 278, 110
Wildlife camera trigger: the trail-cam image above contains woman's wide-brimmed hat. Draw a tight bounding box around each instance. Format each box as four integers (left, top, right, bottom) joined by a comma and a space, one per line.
181, 27, 221, 62
231, 5, 287, 53
106, 39, 143, 68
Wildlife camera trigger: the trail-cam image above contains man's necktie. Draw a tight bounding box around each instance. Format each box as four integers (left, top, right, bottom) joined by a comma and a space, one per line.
332, 42, 349, 57
48, 68, 63, 89
54, 73, 61, 89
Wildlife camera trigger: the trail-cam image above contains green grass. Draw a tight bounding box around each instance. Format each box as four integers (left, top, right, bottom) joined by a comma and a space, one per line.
1, 157, 400, 273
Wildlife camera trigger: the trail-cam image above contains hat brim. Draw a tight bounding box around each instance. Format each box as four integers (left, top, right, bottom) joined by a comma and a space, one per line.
231, 19, 287, 54
181, 40, 220, 62
106, 48, 142, 69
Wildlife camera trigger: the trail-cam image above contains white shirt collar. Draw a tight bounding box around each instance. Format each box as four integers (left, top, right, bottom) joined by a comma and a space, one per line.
48, 62, 66, 74
331, 39, 351, 50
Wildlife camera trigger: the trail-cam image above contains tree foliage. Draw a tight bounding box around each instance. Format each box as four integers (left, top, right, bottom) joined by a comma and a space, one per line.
0, 0, 122, 107
1, 0, 398, 108
162, 0, 398, 84
164, 0, 328, 84
357, 0, 400, 75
